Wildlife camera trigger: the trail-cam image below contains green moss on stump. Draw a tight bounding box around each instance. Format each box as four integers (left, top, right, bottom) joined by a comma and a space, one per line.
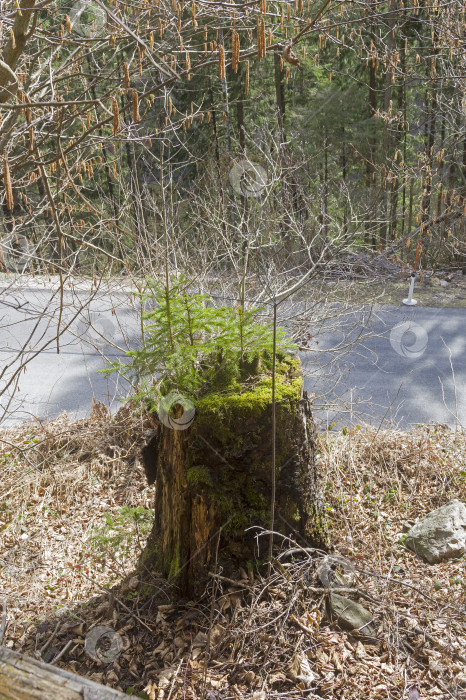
139, 355, 326, 594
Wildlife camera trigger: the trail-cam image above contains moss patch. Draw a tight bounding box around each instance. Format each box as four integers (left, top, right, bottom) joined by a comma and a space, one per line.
187, 465, 213, 487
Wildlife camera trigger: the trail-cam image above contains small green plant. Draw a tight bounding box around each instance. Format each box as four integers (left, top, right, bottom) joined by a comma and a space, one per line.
383, 485, 399, 502
90, 506, 152, 559
102, 277, 296, 407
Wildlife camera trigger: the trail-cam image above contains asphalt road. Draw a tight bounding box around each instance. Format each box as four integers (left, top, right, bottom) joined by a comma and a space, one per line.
0, 280, 464, 430
0, 281, 139, 426
301, 304, 466, 430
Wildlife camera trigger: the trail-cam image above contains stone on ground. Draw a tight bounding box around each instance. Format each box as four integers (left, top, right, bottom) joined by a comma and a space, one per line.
404, 499, 466, 564
329, 593, 375, 636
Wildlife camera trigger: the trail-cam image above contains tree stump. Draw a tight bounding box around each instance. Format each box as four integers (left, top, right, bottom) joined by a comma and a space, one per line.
139, 358, 326, 595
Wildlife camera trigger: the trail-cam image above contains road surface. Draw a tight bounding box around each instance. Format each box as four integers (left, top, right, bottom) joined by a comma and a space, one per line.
301, 305, 465, 430
0, 279, 464, 430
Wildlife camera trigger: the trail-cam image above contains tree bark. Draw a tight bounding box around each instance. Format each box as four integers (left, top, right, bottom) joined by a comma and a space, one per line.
139, 367, 326, 596
0, 646, 125, 699
0, 0, 37, 101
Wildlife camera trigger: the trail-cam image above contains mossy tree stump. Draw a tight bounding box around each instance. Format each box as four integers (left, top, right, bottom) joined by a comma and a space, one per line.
139, 359, 326, 595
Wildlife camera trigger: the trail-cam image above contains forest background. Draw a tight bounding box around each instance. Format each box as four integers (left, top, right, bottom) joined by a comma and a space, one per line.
0, 0, 463, 284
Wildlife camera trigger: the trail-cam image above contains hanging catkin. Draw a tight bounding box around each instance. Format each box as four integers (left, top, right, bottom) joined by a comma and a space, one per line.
112, 96, 120, 135
232, 30, 239, 73
4, 153, 13, 211
257, 16, 266, 59
124, 63, 130, 90
218, 44, 225, 79
132, 89, 140, 122
137, 46, 143, 75
185, 51, 191, 79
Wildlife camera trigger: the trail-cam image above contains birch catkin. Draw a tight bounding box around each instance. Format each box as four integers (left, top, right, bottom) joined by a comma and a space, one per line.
137, 46, 143, 75
112, 96, 120, 135
218, 44, 225, 79
257, 17, 266, 59
124, 62, 130, 90
4, 153, 13, 211
232, 30, 240, 73
132, 89, 140, 122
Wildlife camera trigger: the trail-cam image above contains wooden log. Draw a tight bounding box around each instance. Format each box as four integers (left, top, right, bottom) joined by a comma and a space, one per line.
139, 357, 327, 595
0, 646, 126, 699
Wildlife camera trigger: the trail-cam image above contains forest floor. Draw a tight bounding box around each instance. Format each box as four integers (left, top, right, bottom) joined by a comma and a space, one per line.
0, 404, 465, 698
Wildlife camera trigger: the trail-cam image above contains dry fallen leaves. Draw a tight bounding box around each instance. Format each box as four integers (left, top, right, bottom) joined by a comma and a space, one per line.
0, 414, 464, 698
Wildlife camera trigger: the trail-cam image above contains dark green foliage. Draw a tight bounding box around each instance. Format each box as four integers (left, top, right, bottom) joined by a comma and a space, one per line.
103, 277, 296, 406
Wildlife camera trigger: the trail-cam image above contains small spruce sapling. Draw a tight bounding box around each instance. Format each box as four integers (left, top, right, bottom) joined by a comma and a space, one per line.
102, 277, 296, 409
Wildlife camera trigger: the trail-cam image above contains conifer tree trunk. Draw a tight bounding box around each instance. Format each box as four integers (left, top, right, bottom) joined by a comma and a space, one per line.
365, 6, 378, 249
379, 0, 396, 249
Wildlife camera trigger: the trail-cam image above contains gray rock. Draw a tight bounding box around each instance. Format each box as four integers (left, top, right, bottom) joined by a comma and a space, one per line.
329, 593, 375, 636
439, 280, 448, 287
404, 499, 466, 564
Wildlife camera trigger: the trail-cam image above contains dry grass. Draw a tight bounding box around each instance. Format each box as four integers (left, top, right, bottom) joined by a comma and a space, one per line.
0, 410, 465, 699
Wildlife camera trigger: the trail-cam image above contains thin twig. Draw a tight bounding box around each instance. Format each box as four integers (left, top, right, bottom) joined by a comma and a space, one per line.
166, 658, 184, 700
0, 599, 7, 645
37, 620, 60, 658
208, 573, 250, 589
50, 638, 73, 665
